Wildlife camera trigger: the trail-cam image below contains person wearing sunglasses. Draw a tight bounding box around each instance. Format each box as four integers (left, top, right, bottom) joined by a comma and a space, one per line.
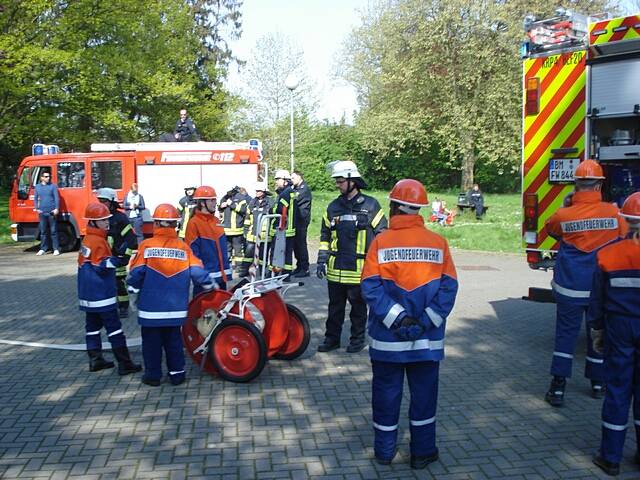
34, 171, 60, 256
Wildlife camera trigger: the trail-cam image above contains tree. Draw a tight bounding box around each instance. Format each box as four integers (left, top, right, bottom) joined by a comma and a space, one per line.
343, 0, 611, 190
231, 32, 317, 166
0, 0, 238, 171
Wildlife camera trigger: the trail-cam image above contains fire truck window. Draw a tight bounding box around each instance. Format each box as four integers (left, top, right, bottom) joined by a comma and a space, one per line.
91, 161, 122, 190
57, 162, 85, 188
17, 167, 33, 200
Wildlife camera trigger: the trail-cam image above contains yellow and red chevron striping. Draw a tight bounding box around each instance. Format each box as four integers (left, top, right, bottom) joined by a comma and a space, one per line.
589, 15, 640, 45
523, 51, 586, 251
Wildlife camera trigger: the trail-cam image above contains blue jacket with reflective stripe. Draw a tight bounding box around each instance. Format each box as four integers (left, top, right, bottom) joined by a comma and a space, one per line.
361, 215, 458, 363
77, 227, 120, 313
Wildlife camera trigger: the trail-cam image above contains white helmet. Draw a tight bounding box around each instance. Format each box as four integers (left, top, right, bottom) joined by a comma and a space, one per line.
327, 160, 361, 179
274, 169, 291, 180
96, 187, 118, 202
254, 181, 268, 192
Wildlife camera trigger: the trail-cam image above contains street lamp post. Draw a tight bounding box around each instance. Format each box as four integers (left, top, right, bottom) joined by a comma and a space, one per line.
285, 73, 299, 174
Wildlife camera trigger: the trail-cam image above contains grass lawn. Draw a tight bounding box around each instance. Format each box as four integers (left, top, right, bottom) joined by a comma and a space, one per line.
308, 191, 523, 254
1, 189, 524, 254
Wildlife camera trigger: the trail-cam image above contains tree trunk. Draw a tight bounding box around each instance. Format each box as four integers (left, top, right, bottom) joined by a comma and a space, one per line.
461, 141, 476, 191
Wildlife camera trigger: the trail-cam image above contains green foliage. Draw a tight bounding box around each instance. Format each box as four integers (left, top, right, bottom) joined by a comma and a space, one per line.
308, 190, 523, 253
0, 0, 241, 169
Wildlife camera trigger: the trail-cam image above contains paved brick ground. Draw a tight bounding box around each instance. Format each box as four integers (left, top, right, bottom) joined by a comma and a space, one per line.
0, 243, 636, 479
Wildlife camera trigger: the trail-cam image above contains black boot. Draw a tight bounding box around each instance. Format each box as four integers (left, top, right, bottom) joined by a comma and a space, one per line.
112, 346, 142, 376
87, 350, 114, 372
545, 376, 566, 407
593, 453, 620, 476
591, 380, 606, 399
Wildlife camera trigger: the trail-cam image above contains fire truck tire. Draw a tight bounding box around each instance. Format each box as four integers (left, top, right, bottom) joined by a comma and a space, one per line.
209, 319, 267, 383
57, 222, 79, 252
273, 304, 310, 360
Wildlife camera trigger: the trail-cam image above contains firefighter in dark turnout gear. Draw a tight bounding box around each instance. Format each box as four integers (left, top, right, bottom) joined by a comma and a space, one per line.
291, 171, 312, 277
177, 186, 197, 239
219, 186, 250, 276
270, 170, 297, 278
96, 188, 138, 319
317, 161, 387, 353
241, 181, 274, 278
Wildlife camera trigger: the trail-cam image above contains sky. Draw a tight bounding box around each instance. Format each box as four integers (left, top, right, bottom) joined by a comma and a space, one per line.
227, 0, 371, 124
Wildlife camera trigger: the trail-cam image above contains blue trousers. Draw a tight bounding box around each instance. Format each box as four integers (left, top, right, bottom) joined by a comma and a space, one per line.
131, 216, 144, 244
550, 302, 603, 380
372, 360, 439, 460
141, 326, 185, 383
39, 213, 59, 251
85, 310, 126, 350
600, 314, 640, 463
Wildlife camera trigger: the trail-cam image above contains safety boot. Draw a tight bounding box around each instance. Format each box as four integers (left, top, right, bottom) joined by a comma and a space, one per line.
593, 453, 620, 476
112, 346, 142, 376
411, 450, 439, 470
87, 350, 114, 372
545, 376, 566, 407
591, 380, 606, 399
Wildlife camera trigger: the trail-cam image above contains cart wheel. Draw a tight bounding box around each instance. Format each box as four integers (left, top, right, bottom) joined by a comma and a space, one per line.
274, 304, 311, 360
209, 319, 267, 383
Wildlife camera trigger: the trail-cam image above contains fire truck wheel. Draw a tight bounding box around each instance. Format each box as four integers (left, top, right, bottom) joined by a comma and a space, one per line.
273, 304, 310, 360
57, 222, 79, 252
209, 319, 267, 383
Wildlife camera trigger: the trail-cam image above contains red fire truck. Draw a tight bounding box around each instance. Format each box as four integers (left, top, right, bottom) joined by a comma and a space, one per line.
521, 9, 640, 291
9, 141, 263, 251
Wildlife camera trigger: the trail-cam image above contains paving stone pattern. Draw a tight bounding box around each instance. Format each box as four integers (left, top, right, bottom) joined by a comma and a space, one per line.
0, 243, 636, 479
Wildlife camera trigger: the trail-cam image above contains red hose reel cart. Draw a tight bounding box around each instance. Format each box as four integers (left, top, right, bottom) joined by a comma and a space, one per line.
182, 274, 310, 382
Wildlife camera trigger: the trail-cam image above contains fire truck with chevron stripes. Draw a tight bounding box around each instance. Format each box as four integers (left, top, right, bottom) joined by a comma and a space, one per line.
521, 9, 640, 292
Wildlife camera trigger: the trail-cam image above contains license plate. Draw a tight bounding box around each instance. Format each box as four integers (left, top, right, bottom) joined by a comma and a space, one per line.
549, 158, 578, 183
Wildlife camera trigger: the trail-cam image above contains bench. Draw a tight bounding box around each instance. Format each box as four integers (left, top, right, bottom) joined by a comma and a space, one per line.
456, 203, 489, 215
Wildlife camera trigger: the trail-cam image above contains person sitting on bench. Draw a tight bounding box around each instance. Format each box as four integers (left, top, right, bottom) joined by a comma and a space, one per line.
468, 184, 485, 220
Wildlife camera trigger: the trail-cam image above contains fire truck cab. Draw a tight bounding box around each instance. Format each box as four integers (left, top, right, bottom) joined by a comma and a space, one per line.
521, 9, 640, 271
9, 141, 263, 251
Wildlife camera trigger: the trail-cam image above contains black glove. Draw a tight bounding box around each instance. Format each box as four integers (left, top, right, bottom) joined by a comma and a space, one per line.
316, 263, 327, 280
392, 316, 425, 341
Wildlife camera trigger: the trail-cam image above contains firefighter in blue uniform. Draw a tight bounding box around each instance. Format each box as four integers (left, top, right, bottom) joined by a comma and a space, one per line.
544, 160, 627, 406
77, 202, 141, 375
96, 188, 138, 318
316, 161, 387, 353
127, 204, 213, 387
589, 192, 639, 477
361, 179, 458, 469
185, 186, 232, 293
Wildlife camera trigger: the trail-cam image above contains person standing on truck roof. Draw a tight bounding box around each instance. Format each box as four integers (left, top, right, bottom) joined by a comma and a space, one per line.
588, 192, 640, 477
219, 186, 250, 277
124, 183, 145, 244
77, 202, 141, 376
316, 161, 387, 353
544, 160, 628, 408
96, 188, 138, 319
127, 204, 214, 387
34, 170, 60, 256
174, 109, 199, 142
361, 179, 458, 469
291, 171, 312, 278
185, 186, 231, 294
177, 186, 197, 239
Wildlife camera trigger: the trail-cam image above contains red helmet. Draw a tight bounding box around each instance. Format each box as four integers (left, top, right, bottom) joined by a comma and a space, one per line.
152, 203, 181, 221
389, 179, 429, 208
574, 159, 604, 180
620, 192, 640, 221
193, 185, 217, 200
84, 202, 112, 220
